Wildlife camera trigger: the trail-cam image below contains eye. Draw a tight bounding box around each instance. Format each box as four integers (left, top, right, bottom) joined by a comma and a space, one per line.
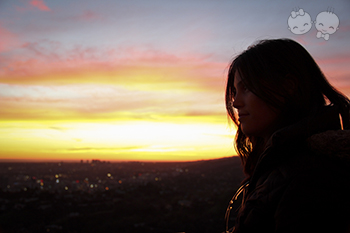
232, 83, 248, 98
318, 23, 324, 26
293, 26, 298, 29
329, 26, 334, 29
304, 23, 308, 26
240, 83, 250, 94
232, 88, 237, 97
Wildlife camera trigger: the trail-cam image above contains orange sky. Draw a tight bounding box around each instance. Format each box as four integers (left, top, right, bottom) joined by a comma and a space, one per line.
0, 40, 236, 162
0, 51, 236, 162
0, 0, 349, 162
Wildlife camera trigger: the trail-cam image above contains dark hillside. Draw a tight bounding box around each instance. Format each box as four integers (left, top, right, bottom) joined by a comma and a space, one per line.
0, 157, 244, 233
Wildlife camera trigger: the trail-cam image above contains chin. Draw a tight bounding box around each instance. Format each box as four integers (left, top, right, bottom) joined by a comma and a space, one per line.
241, 128, 253, 137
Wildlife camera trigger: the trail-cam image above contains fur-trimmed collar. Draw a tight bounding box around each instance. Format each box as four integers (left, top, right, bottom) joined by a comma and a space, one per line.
308, 130, 350, 161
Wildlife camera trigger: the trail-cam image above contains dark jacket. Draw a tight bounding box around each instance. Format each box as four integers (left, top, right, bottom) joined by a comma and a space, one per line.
233, 106, 350, 233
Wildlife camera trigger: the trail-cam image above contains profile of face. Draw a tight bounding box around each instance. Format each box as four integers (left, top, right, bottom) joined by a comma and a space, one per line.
315, 11, 339, 35
288, 9, 313, 35
232, 72, 281, 139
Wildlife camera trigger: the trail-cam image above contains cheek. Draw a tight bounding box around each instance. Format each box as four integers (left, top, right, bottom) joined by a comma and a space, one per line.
241, 98, 280, 137
240, 115, 278, 137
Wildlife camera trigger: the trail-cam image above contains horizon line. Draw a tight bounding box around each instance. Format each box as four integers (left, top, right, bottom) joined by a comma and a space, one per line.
0, 155, 238, 164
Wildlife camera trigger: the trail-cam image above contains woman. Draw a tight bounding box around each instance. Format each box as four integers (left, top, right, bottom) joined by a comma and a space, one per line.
225, 39, 350, 233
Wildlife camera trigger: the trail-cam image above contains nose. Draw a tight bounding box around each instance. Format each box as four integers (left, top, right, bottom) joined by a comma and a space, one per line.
232, 95, 243, 109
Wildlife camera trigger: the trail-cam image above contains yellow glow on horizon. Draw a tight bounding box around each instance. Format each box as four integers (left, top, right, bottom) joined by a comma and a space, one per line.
0, 119, 237, 162
0, 57, 232, 163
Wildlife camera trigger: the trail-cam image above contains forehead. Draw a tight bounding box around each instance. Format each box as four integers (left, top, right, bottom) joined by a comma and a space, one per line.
233, 71, 242, 87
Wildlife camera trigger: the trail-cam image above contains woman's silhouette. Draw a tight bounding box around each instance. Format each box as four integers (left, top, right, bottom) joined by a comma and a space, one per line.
225, 38, 350, 233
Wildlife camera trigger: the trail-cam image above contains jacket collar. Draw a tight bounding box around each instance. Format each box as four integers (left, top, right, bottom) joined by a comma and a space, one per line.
249, 105, 343, 185
308, 130, 350, 161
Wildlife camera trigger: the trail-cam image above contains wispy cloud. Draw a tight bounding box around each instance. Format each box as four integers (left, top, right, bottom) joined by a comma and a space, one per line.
0, 82, 225, 122
29, 0, 51, 12
66, 146, 143, 152
0, 40, 226, 92
76, 10, 101, 21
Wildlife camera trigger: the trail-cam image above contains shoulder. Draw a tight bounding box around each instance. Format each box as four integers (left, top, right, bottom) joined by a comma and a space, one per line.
252, 137, 350, 214
273, 133, 350, 232
254, 146, 350, 232
239, 130, 350, 232
276, 129, 350, 180
237, 142, 350, 232
273, 160, 350, 232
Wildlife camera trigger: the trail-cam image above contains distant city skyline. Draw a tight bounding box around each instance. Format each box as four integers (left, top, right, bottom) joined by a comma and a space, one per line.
1, 0, 349, 162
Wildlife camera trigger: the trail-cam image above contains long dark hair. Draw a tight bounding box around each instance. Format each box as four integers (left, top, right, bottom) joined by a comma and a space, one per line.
225, 38, 350, 176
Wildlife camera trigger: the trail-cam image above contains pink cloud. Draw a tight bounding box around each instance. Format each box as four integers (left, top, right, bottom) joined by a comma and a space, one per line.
0, 24, 19, 52
29, 0, 51, 11
0, 41, 227, 93
78, 10, 100, 21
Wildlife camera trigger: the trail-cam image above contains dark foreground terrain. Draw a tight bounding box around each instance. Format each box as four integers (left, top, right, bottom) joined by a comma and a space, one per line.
0, 157, 244, 233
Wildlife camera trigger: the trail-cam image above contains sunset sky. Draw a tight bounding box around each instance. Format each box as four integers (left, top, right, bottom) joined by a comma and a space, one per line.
1, 0, 349, 162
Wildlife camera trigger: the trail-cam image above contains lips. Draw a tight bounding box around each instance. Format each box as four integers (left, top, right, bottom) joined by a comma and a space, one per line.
238, 112, 249, 117
238, 113, 249, 121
